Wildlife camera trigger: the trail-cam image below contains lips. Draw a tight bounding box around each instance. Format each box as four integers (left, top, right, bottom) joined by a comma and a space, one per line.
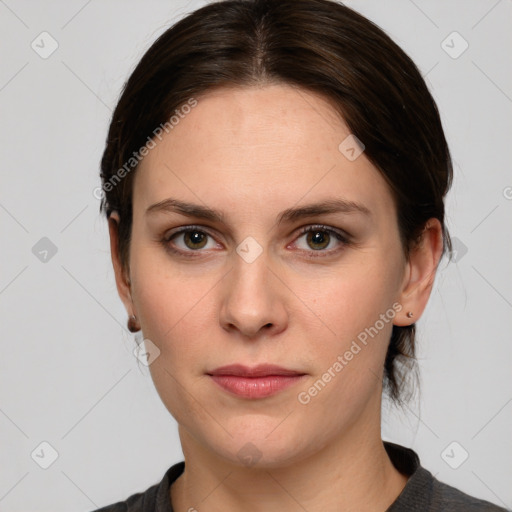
209, 364, 305, 377
207, 364, 306, 399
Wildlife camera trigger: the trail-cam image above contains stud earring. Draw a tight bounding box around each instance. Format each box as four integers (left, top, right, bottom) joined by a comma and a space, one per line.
127, 314, 140, 333
406, 311, 414, 318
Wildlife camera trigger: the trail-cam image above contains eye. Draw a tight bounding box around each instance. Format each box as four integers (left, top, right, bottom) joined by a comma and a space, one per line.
293, 225, 350, 255
162, 224, 351, 258
164, 226, 219, 254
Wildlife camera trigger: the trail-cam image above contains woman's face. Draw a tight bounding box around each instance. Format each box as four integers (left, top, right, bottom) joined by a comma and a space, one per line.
122, 84, 411, 467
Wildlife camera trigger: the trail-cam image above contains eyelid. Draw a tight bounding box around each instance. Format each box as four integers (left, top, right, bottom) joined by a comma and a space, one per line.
295, 224, 351, 241
164, 224, 216, 240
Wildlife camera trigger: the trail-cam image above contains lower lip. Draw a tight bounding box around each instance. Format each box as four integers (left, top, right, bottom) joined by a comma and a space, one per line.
209, 374, 306, 399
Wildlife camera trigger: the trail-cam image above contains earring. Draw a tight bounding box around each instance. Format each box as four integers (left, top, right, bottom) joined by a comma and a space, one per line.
127, 314, 140, 333
406, 311, 414, 318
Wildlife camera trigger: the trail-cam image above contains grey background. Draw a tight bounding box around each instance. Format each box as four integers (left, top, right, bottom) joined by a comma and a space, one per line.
0, 0, 511, 510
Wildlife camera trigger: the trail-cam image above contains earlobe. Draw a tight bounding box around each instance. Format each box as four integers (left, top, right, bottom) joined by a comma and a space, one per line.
394, 218, 444, 326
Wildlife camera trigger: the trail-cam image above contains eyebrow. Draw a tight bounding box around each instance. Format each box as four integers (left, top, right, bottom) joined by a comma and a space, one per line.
145, 197, 371, 224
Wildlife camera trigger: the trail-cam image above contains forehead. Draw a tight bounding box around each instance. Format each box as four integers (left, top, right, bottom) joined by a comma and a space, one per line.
134, 84, 395, 222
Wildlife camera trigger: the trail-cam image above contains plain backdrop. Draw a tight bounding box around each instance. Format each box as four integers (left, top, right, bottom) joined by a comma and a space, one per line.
0, 0, 511, 510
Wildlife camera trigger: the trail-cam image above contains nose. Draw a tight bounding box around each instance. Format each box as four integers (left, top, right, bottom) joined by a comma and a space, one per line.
219, 251, 289, 339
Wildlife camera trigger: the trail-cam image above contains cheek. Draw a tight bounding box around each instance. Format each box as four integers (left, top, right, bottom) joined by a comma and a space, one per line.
312, 254, 402, 343
300, 248, 404, 395
129, 243, 220, 360
131, 259, 222, 426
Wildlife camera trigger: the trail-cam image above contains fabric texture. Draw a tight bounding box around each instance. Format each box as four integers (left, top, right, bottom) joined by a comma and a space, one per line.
91, 442, 508, 511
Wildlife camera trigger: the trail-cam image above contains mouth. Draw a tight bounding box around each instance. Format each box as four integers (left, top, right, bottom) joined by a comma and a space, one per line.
207, 364, 307, 399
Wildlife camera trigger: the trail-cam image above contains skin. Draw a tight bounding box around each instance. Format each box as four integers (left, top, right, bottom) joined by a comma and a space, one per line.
109, 84, 443, 511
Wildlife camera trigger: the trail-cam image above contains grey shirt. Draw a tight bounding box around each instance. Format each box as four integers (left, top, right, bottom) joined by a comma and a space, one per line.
92, 442, 508, 511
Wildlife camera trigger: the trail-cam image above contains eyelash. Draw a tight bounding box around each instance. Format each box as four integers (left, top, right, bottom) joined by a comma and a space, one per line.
161, 224, 351, 259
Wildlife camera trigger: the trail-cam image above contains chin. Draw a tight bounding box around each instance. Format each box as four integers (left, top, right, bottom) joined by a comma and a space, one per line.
199, 419, 320, 470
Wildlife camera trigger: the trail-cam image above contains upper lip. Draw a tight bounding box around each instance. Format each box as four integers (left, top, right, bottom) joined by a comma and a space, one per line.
208, 364, 305, 377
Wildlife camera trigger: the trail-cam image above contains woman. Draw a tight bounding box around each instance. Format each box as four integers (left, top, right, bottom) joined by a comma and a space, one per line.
94, 0, 507, 510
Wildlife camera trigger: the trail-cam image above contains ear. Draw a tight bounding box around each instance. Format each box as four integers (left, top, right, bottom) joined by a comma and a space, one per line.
108, 212, 135, 318
394, 218, 444, 326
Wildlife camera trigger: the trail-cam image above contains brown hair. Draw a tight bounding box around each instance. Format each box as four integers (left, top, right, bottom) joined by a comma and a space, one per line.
100, 0, 453, 403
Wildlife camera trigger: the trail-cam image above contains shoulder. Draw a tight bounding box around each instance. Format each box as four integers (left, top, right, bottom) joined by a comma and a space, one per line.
88, 461, 185, 512
430, 476, 509, 511
384, 442, 509, 512
89, 483, 158, 512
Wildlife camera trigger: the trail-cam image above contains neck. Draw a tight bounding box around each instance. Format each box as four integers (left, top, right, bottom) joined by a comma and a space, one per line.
170, 399, 408, 511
